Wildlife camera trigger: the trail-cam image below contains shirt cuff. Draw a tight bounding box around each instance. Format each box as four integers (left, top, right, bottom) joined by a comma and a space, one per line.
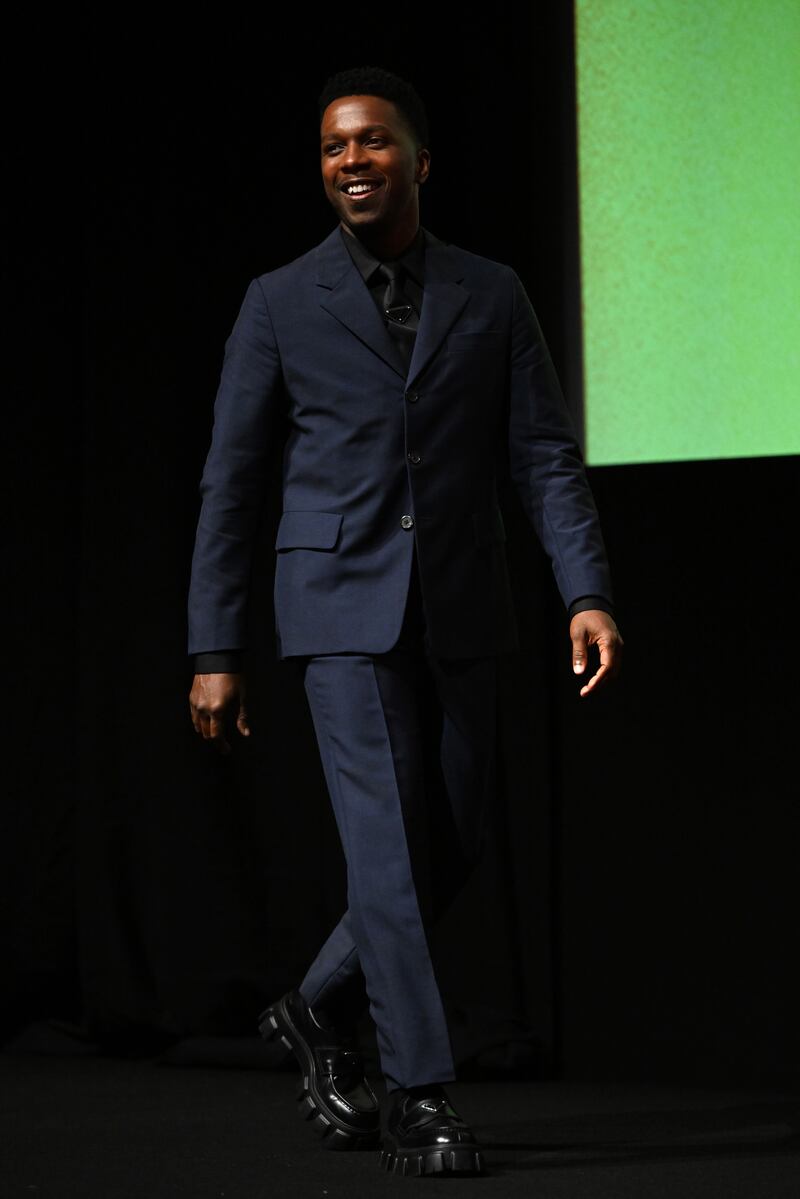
193, 651, 244, 673
567, 595, 615, 621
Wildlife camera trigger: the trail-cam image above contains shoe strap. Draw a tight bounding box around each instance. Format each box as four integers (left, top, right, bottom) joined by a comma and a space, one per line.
320, 1047, 366, 1080
406, 1096, 466, 1130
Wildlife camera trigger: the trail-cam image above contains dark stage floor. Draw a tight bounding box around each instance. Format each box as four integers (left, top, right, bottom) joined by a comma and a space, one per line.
3, 1030, 799, 1198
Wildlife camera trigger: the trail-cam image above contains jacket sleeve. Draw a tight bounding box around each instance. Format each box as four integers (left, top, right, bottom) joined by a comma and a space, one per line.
506, 268, 614, 611
187, 277, 284, 655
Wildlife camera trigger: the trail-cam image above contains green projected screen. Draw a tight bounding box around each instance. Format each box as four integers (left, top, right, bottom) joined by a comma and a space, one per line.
575, 0, 800, 466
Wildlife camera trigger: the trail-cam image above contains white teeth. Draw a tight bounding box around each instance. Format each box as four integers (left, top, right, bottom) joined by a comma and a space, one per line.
345, 183, 377, 195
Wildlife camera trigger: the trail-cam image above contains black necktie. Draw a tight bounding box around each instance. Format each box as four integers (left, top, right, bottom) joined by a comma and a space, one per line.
377, 261, 418, 374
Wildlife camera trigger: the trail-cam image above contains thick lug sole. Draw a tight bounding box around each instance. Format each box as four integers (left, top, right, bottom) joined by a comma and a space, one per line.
258, 1003, 380, 1151
379, 1143, 485, 1177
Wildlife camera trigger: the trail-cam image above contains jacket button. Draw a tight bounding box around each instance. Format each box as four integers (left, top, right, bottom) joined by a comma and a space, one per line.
400, 514, 414, 530
406, 390, 419, 403
408, 451, 421, 464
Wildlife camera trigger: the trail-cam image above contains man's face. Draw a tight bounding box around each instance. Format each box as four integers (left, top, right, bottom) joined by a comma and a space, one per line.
320, 94, 430, 237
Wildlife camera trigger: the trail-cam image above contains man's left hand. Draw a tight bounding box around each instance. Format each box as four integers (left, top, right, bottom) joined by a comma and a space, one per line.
570, 610, 624, 698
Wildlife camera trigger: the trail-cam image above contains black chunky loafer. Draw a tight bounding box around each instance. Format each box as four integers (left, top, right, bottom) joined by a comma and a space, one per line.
258, 989, 380, 1150
379, 1084, 484, 1176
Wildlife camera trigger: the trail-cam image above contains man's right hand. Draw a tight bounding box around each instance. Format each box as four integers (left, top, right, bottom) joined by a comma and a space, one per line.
189, 672, 250, 755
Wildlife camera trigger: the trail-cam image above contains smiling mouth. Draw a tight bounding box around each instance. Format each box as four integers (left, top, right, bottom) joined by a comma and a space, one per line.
340, 180, 383, 198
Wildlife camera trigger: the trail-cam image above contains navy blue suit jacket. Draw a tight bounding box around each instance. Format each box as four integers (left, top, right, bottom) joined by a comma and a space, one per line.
187, 225, 613, 660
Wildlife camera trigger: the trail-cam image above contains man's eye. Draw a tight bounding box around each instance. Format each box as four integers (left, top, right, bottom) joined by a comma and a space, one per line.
323, 144, 342, 154
366, 137, 385, 146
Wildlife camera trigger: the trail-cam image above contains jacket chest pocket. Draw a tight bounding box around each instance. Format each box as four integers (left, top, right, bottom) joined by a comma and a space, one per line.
446, 330, 505, 353
275, 510, 343, 550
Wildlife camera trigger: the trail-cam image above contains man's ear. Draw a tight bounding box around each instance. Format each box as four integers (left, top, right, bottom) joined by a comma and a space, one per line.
416, 148, 431, 185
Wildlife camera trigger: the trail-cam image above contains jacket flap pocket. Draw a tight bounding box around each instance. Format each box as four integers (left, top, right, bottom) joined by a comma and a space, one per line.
472, 505, 507, 547
275, 510, 343, 550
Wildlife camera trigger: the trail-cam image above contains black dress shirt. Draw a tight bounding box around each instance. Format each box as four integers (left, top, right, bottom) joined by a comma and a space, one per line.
194, 224, 613, 673
340, 221, 426, 327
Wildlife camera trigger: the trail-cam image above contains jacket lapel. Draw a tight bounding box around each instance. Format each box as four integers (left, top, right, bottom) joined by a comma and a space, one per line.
406, 231, 469, 388
315, 227, 406, 378
314, 225, 470, 385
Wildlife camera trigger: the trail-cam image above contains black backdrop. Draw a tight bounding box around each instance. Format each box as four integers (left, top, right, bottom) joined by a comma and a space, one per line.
5, 8, 798, 1085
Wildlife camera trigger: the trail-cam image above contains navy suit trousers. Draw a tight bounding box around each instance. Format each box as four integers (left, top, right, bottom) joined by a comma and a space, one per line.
295, 545, 498, 1091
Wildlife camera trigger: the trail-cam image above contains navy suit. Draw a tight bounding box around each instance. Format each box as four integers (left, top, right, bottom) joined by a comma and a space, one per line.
188, 223, 613, 1089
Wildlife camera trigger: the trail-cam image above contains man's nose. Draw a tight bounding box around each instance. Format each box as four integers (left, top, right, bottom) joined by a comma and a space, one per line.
341, 139, 370, 170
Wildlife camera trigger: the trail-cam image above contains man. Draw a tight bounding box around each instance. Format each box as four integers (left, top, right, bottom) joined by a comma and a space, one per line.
187, 66, 622, 1178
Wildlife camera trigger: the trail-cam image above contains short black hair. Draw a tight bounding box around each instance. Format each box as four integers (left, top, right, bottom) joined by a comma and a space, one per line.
318, 66, 429, 149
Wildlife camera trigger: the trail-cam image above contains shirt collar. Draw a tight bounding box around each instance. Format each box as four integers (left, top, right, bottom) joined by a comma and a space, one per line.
339, 223, 426, 286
